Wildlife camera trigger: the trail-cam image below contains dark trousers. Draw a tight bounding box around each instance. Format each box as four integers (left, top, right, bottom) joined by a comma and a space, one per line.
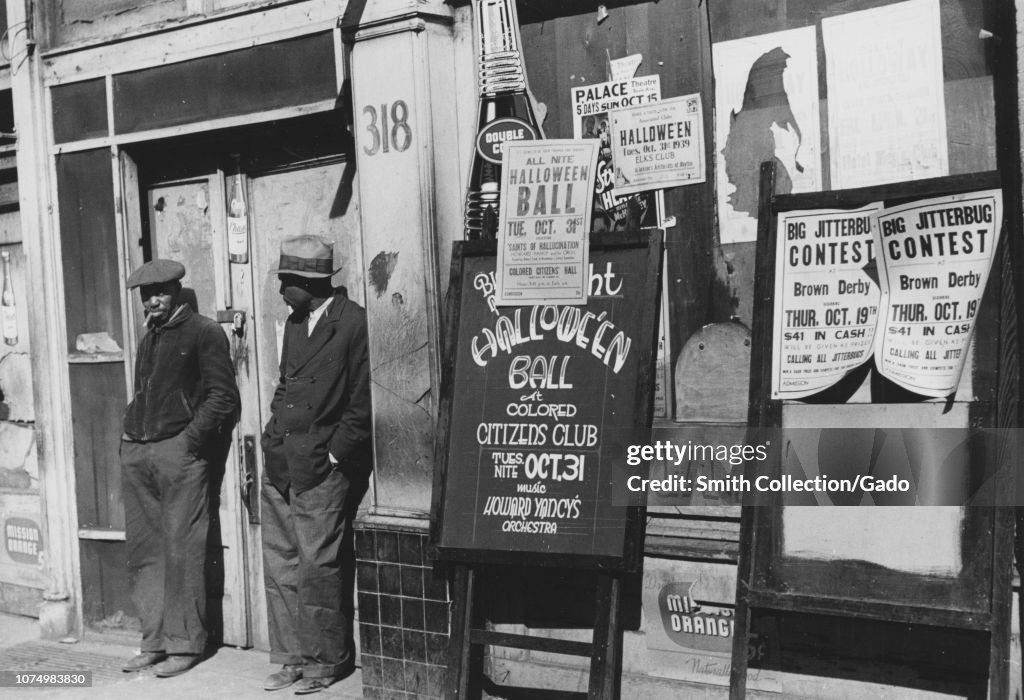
261, 467, 365, 678
122, 433, 210, 655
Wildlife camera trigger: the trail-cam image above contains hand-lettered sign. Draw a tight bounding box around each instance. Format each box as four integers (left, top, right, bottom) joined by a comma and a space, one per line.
432, 232, 662, 570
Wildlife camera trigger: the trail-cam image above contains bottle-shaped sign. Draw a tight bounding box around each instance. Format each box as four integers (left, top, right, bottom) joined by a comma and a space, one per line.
227, 167, 249, 264
464, 0, 543, 240
1, 251, 16, 346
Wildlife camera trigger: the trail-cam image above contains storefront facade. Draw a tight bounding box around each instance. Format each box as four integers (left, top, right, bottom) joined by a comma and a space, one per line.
1, 0, 1022, 697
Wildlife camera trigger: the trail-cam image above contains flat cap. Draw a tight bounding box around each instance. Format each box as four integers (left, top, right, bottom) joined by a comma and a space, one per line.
126, 259, 186, 289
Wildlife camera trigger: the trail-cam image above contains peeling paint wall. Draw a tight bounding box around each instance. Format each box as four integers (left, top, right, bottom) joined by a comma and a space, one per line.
41, 0, 276, 49
366, 263, 436, 512
348, 11, 460, 515
0, 236, 44, 615
44, 0, 183, 48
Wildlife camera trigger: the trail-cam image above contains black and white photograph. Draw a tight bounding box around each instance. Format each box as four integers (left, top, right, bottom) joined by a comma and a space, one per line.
0, 0, 1021, 699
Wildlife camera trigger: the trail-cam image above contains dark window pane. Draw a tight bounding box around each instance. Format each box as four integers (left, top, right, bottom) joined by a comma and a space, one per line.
56, 149, 121, 352
0, 89, 14, 136
113, 32, 336, 134
52, 79, 108, 144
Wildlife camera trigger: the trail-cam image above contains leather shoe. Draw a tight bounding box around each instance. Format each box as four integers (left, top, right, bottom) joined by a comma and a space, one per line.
292, 658, 355, 695
264, 664, 303, 691
153, 654, 201, 677
292, 677, 337, 695
122, 651, 167, 672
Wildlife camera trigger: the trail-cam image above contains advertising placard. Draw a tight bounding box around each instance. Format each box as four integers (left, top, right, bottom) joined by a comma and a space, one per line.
570, 76, 663, 231
874, 189, 1003, 396
771, 204, 882, 399
0, 492, 45, 589
643, 558, 781, 691
495, 140, 599, 306
609, 94, 706, 195
435, 234, 661, 570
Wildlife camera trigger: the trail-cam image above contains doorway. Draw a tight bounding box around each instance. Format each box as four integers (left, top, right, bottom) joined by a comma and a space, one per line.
117, 115, 361, 649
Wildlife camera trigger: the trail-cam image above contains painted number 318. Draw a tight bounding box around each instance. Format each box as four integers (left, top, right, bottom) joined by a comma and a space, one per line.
362, 100, 412, 155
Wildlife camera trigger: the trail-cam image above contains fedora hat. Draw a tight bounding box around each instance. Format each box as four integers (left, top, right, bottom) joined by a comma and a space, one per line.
269, 235, 340, 278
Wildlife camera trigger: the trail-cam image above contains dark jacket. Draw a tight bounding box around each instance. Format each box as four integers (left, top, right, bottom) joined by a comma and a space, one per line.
123, 304, 240, 448
262, 292, 373, 494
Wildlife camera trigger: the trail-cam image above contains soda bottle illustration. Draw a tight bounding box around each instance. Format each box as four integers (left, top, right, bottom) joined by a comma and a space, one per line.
464, 0, 543, 240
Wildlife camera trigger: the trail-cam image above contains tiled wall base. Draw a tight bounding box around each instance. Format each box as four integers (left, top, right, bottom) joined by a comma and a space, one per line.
356, 521, 449, 699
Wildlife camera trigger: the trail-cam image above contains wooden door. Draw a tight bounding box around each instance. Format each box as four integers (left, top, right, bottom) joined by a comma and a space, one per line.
244, 157, 363, 650
247, 157, 364, 417
121, 167, 254, 647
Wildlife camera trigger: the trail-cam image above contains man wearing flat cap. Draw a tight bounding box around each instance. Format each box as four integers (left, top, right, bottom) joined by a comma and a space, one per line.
120, 259, 239, 678
260, 236, 372, 694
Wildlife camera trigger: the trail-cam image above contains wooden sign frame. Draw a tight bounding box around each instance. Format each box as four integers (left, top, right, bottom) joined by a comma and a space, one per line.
730, 162, 1015, 700
430, 230, 662, 573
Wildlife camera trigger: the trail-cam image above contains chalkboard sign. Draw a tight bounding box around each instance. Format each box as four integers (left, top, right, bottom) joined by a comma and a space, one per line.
431, 231, 662, 571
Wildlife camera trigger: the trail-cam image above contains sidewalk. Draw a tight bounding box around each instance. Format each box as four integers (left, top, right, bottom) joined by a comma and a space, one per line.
0, 613, 364, 699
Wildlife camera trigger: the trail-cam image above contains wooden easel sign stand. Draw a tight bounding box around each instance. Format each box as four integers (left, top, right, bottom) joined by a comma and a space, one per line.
431, 232, 663, 699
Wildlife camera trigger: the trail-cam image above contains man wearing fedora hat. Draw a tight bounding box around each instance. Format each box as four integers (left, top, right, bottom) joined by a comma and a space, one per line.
120, 259, 239, 678
260, 235, 372, 694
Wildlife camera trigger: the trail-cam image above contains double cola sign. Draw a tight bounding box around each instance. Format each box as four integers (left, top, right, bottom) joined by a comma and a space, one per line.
476, 117, 539, 164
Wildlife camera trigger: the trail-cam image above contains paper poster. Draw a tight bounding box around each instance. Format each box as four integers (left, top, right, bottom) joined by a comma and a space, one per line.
713, 27, 821, 244
823, 0, 948, 189
610, 94, 706, 195
570, 76, 664, 231
495, 140, 599, 306
771, 204, 883, 399
609, 54, 643, 81
874, 189, 1002, 397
